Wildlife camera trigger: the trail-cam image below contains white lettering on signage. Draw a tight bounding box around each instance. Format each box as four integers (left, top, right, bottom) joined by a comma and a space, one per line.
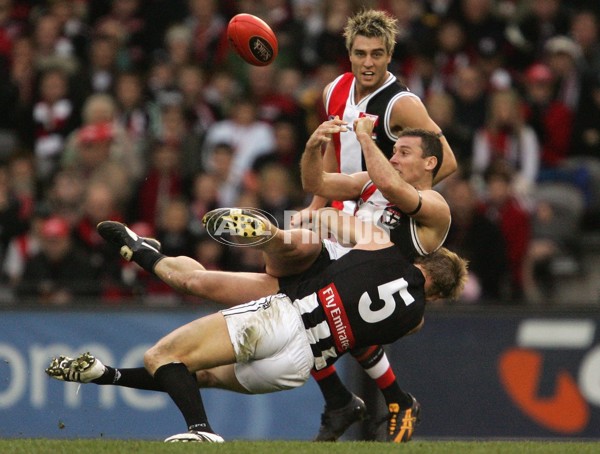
0, 342, 168, 411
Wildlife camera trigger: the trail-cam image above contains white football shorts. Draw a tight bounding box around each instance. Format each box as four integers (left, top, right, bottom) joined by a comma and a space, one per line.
221, 294, 314, 393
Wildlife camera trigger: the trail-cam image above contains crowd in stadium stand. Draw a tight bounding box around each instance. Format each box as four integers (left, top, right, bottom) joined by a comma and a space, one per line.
0, 0, 599, 306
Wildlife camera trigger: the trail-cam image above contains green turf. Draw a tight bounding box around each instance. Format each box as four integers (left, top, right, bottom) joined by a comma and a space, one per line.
0, 440, 599, 454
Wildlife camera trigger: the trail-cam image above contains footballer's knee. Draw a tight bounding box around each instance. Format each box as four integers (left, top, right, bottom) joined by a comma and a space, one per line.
195, 370, 219, 388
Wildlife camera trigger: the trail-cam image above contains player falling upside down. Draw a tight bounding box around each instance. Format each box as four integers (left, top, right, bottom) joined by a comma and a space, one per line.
46, 210, 468, 443
46, 115, 453, 442
293, 9, 457, 442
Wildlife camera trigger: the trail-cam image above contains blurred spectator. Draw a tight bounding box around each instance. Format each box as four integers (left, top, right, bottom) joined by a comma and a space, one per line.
0, 163, 28, 259
184, 0, 229, 71
571, 71, 600, 159
202, 98, 275, 205
155, 197, 196, 257
79, 33, 121, 95
425, 91, 473, 168
62, 93, 142, 186
163, 23, 194, 71
402, 41, 445, 99
314, 0, 356, 71
259, 0, 303, 70
176, 64, 216, 139
475, 33, 513, 91
247, 64, 307, 130
93, 0, 147, 69
0, 0, 27, 67
253, 117, 303, 174
543, 35, 583, 110
443, 174, 509, 303
521, 62, 573, 171
435, 18, 471, 90
471, 89, 540, 195
31, 12, 76, 66
6, 36, 36, 137
45, 0, 88, 62
289, 0, 325, 71
203, 141, 236, 207
6, 151, 36, 221
522, 182, 585, 304
29, 66, 79, 182
2, 205, 46, 288
384, 0, 431, 73
569, 9, 600, 75
188, 171, 219, 233
252, 161, 300, 227
192, 232, 227, 271
16, 215, 100, 305
482, 162, 531, 301
450, 65, 488, 143
72, 181, 128, 300
146, 55, 180, 106
113, 70, 158, 157
44, 168, 85, 225
152, 101, 204, 185
64, 122, 120, 179
506, 0, 570, 69
202, 69, 242, 120
452, 0, 508, 62
130, 138, 184, 228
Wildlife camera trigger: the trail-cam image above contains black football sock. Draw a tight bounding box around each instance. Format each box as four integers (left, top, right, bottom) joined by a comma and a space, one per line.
153, 362, 213, 433
313, 370, 353, 410
381, 381, 413, 409
92, 366, 162, 391
133, 249, 165, 274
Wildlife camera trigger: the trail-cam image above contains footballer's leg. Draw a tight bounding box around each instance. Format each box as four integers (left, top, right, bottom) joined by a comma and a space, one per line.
145, 312, 235, 442
153, 256, 280, 306
97, 220, 280, 306
203, 208, 323, 278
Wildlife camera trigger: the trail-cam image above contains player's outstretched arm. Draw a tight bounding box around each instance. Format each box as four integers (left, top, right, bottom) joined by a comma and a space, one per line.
301, 117, 366, 201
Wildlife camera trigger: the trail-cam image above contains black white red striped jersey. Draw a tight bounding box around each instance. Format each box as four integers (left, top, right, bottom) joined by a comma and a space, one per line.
290, 246, 425, 370
325, 71, 416, 213
355, 180, 448, 261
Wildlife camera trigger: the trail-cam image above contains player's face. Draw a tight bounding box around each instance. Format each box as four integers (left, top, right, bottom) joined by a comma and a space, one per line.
389, 136, 429, 184
349, 35, 391, 95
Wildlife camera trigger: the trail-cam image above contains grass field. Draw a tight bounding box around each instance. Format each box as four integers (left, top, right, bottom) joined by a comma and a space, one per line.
1, 440, 599, 454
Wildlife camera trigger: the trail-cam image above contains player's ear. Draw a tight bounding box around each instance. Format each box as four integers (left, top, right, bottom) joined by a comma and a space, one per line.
424, 155, 437, 171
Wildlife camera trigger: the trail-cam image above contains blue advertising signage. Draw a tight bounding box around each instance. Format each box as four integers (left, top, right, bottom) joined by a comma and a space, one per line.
2, 308, 599, 440
383, 310, 600, 439
0, 309, 328, 440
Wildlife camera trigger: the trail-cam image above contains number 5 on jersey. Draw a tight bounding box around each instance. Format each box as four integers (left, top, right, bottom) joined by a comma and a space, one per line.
358, 278, 414, 323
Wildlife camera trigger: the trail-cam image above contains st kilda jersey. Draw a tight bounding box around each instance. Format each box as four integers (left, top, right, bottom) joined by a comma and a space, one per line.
355, 180, 449, 262
325, 71, 418, 213
290, 246, 425, 370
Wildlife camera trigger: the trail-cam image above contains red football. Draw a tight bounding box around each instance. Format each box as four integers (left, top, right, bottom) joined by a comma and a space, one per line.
227, 13, 278, 66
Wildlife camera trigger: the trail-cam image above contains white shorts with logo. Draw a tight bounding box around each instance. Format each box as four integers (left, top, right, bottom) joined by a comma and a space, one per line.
221, 294, 314, 394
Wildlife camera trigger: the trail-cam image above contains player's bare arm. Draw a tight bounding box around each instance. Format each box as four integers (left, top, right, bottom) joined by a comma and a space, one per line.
355, 117, 451, 253
390, 95, 457, 184
301, 117, 368, 200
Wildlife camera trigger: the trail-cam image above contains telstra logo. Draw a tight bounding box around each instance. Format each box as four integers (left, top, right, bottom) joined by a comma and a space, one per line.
498, 319, 596, 433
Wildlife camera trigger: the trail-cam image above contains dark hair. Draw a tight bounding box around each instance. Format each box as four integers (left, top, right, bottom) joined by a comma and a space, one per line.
397, 128, 444, 179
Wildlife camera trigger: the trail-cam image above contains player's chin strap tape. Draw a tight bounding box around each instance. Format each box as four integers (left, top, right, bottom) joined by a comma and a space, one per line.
402, 189, 422, 216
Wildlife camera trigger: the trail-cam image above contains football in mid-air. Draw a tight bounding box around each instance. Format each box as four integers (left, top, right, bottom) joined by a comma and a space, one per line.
227, 13, 278, 66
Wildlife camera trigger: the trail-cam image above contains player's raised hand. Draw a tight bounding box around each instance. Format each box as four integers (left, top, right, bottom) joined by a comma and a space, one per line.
354, 116, 375, 136
306, 116, 348, 148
